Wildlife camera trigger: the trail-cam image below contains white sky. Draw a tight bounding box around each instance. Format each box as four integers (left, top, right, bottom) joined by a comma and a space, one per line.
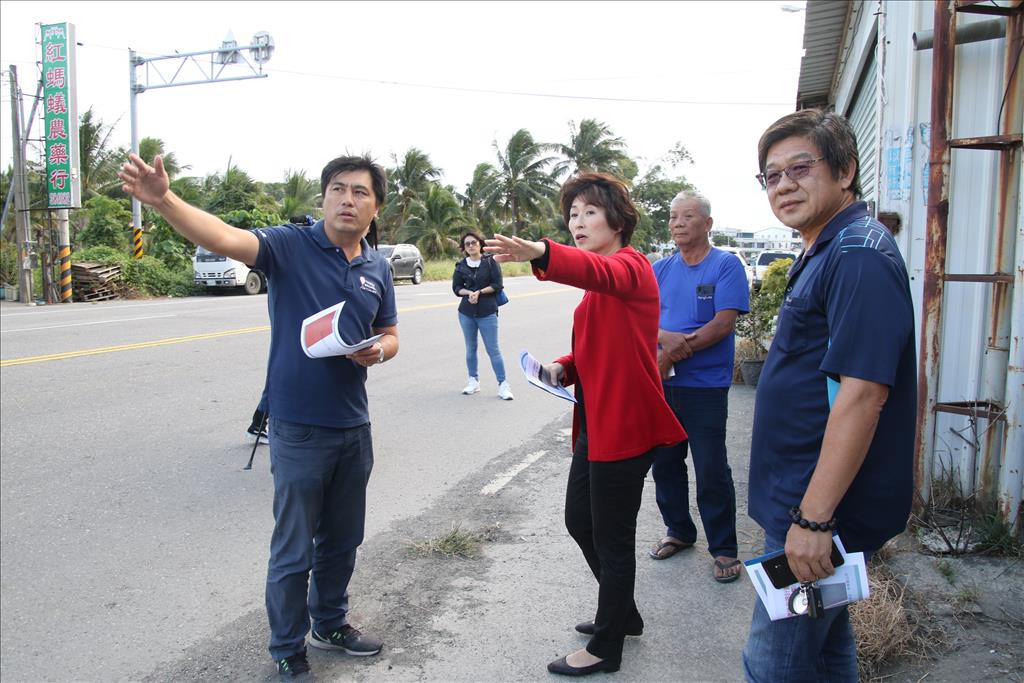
1, 0, 806, 231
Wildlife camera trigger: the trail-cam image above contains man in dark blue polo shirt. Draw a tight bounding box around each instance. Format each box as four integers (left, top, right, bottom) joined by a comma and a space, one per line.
119, 153, 398, 682
742, 110, 916, 682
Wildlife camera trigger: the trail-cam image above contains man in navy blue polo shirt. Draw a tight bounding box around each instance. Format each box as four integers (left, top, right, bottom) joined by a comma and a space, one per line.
650, 191, 749, 585
119, 153, 398, 682
742, 110, 916, 682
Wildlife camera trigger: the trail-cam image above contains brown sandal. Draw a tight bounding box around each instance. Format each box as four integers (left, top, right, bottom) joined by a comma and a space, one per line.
714, 558, 742, 583
648, 538, 694, 560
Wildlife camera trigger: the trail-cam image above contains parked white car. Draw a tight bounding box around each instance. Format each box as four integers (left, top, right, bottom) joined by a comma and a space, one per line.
716, 247, 752, 287
751, 250, 798, 290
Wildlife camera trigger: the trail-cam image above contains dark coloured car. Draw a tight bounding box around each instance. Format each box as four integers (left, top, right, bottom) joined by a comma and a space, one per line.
377, 244, 424, 284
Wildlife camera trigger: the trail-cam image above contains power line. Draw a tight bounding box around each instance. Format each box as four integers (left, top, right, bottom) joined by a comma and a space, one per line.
266, 66, 793, 106
16, 41, 792, 107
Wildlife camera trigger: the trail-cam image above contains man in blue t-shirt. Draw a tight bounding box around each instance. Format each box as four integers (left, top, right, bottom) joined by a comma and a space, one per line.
119, 153, 399, 682
649, 191, 749, 585
742, 110, 916, 682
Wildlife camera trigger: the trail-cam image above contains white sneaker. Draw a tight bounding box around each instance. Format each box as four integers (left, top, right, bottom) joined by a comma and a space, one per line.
498, 381, 514, 400
462, 377, 480, 395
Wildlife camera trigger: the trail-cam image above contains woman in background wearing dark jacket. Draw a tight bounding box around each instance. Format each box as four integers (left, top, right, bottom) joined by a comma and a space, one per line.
486, 173, 685, 677
452, 231, 513, 400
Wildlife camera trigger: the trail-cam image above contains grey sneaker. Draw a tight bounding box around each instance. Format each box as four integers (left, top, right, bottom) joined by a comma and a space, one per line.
276, 649, 313, 681
309, 624, 383, 656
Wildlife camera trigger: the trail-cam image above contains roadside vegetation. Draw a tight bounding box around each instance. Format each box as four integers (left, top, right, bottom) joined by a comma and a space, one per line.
409, 523, 502, 560
2, 111, 696, 299
421, 258, 533, 283
850, 558, 947, 680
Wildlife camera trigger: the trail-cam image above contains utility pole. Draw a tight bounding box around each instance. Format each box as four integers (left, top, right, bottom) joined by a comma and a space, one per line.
57, 208, 71, 302
8, 65, 34, 304
128, 32, 275, 233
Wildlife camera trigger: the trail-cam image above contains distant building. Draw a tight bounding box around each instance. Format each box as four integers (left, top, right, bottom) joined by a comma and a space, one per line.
712, 226, 801, 254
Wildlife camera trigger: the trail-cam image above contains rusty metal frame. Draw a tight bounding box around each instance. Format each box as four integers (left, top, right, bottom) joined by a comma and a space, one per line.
915, 0, 1023, 531
915, 0, 956, 513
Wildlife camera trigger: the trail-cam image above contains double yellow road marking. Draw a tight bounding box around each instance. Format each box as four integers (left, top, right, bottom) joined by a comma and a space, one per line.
0, 327, 270, 367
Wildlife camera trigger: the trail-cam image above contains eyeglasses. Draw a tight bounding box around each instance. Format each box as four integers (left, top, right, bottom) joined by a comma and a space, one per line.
756, 157, 825, 190
463, 239, 479, 246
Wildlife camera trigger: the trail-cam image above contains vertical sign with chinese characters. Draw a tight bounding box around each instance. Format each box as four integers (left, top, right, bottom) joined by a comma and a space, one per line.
41, 22, 81, 208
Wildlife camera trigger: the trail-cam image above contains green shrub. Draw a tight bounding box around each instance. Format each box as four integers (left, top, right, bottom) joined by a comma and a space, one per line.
75, 245, 132, 268
72, 248, 194, 297
736, 257, 792, 357
76, 196, 132, 250
145, 220, 193, 271
0, 241, 16, 285
123, 256, 196, 298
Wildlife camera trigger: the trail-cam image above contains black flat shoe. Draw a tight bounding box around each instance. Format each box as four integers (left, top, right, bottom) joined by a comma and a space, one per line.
547, 655, 620, 676
574, 621, 642, 637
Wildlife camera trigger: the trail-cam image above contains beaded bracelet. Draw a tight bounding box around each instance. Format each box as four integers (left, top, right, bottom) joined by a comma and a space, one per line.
789, 506, 837, 532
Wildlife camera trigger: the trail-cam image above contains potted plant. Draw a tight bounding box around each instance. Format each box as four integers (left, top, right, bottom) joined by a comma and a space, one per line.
735, 257, 792, 386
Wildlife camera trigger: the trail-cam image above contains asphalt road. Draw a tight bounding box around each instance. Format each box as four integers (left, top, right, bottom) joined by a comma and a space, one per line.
0, 277, 587, 681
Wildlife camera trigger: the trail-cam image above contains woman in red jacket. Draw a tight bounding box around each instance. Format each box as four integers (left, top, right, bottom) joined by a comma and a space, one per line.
487, 173, 686, 677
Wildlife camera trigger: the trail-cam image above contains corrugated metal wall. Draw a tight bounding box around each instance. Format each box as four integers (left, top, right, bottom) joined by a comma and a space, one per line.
866, 1, 1017, 502
846, 45, 879, 205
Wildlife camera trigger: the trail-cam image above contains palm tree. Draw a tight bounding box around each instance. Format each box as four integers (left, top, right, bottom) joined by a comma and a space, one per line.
402, 184, 465, 258
138, 137, 187, 180
551, 118, 631, 180
280, 169, 319, 220
457, 162, 500, 233
206, 163, 258, 214
487, 129, 558, 237
77, 108, 122, 199
389, 148, 442, 227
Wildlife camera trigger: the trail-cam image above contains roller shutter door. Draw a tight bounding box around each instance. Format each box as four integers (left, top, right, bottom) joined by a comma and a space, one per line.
846, 42, 878, 207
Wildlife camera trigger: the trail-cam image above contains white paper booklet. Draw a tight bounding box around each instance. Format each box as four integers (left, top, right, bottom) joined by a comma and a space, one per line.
519, 350, 577, 403
300, 301, 383, 359
743, 536, 871, 621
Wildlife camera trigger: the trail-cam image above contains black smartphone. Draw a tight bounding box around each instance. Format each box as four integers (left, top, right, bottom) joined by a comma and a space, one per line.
763, 539, 845, 589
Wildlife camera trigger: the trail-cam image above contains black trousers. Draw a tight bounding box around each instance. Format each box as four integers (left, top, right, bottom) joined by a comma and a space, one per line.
564, 430, 654, 663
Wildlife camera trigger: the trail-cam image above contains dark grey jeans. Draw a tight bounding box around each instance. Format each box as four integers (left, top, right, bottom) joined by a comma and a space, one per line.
265, 419, 373, 660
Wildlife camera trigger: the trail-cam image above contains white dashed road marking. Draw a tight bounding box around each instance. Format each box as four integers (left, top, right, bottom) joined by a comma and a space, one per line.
480, 450, 547, 495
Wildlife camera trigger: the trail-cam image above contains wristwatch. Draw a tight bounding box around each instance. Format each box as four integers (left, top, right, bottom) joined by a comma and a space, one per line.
377, 344, 386, 364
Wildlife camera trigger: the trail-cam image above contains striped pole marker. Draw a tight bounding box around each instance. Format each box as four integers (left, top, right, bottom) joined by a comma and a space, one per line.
59, 245, 72, 302
133, 228, 144, 259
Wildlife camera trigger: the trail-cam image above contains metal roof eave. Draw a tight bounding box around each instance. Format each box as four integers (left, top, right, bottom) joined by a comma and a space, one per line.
796, 0, 853, 109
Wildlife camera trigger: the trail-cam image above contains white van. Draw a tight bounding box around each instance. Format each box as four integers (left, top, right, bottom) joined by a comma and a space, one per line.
193, 246, 266, 295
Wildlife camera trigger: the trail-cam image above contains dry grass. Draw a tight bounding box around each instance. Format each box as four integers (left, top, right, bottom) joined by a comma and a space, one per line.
733, 338, 760, 384
409, 523, 500, 559
851, 561, 948, 681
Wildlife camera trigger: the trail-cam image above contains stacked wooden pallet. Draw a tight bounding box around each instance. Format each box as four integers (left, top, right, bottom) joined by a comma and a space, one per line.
71, 262, 122, 302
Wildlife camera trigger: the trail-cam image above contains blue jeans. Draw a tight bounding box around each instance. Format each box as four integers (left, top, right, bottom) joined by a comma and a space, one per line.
458, 312, 506, 383
651, 386, 737, 558
265, 419, 374, 660
742, 534, 863, 683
